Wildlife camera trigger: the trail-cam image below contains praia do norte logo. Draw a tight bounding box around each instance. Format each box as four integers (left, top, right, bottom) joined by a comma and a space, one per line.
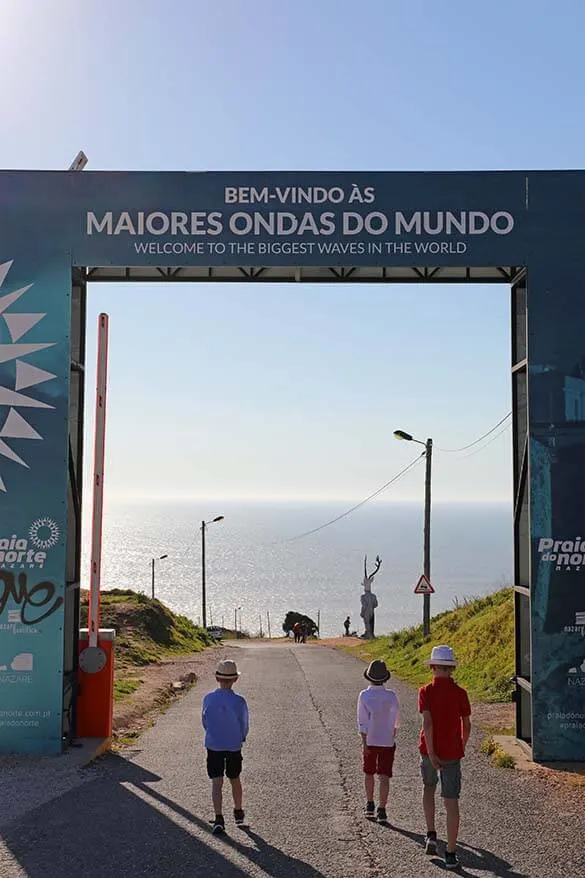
537, 537, 585, 571
0, 518, 60, 570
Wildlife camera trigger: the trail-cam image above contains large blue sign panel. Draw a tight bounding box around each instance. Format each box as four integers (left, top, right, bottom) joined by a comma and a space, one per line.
0, 169, 583, 759
1, 170, 529, 268
0, 251, 70, 754
525, 173, 585, 760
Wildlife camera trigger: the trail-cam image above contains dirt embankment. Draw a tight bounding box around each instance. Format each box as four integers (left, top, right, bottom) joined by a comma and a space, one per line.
112, 650, 223, 742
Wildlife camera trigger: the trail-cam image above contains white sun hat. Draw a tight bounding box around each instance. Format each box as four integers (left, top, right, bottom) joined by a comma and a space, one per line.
427, 645, 457, 667
215, 660, 240, 680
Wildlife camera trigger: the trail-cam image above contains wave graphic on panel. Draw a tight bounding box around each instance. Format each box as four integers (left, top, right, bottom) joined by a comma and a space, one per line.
0, 260, 57, 492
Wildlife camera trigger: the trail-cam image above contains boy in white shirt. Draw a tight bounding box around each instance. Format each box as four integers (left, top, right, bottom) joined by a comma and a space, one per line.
357, 659, 400, 823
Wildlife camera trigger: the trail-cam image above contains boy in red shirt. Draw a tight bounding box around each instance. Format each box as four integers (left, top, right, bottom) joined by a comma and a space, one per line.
418, 645, 471, 870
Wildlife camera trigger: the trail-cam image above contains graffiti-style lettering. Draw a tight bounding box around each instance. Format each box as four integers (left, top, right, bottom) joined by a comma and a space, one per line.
0, 571, 63, 625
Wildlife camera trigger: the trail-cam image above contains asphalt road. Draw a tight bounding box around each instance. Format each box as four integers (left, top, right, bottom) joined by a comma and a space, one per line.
0, 642, 583, 877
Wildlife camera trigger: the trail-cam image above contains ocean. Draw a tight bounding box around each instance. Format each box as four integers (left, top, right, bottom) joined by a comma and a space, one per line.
81, 500, 513, 638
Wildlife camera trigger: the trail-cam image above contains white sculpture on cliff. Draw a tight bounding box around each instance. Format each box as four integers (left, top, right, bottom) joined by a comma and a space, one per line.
360, 554, 381, 639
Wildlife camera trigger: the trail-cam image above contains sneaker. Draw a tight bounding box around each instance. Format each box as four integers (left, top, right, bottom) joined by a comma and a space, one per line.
376, 807, 388, 823
444, 850, 460, 870
234, 808, 245, 826
425, 832, 438, 856
364, 801, 375, 818
212, 815, 225, 835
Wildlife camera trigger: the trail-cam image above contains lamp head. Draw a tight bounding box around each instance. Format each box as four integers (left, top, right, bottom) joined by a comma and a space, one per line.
393, 429, 413, 441
68, 150, 88, 171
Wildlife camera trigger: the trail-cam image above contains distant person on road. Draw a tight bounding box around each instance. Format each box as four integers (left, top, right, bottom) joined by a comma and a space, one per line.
292, 621, 302, 643
357, 659, 400, 825
202, 659, 249, 835
343, 616, 351, 636
418, 645, 471, 870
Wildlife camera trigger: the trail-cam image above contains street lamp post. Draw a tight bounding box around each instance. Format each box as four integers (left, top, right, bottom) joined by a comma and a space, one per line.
201, 516, 224, 629
394, 429, 433, 636
234, 606, 242, 636
151, 554, 168, 600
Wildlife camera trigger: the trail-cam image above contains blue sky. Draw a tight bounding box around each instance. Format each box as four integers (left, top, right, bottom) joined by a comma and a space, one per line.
2, 0, 584, 502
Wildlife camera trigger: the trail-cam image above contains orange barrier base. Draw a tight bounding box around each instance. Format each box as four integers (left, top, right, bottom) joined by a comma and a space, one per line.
76, 632, 115, 739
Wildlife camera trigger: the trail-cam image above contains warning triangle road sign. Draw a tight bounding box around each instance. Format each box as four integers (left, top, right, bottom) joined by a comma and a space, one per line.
414, 575, 435, 595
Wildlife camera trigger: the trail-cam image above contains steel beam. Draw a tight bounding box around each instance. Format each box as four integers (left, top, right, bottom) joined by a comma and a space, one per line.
511, 275, 531, 748
63, 269, 87, 743
85, 264, 519, 284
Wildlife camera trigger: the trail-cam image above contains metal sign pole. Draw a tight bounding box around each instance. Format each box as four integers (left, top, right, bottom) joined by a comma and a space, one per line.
423, 438, 433, 636
88, 314, 109, 649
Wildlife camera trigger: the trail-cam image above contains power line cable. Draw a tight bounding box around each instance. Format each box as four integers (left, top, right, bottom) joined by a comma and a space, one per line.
281, 411, 514, 543
457, 420, 512, 460
282, 453, 425, 543
437, 412, 512, 453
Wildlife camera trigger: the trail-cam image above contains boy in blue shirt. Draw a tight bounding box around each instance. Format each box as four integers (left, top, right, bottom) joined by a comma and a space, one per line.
202, 659, 249, 835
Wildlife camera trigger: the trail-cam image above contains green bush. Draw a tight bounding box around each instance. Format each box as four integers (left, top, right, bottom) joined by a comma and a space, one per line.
493, 749, 516, 769
282, 611, 318, 636
480, 736, 497, 755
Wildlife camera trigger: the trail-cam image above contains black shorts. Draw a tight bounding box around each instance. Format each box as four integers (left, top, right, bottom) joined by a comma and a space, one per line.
206, 749, 243, 779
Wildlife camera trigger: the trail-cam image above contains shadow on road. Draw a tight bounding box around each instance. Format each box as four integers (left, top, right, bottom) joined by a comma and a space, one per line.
3, 748, 536, 878
119, 760, 327, 877
386, 823, 529, 878
219, 827, 327, 878
1, 753, 325, 878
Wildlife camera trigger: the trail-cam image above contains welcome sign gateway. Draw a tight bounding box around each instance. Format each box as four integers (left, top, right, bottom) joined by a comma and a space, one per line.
0, 170, 584, 762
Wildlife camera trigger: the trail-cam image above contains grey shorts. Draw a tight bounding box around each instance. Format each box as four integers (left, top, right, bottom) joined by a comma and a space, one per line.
420, 756, 462, 799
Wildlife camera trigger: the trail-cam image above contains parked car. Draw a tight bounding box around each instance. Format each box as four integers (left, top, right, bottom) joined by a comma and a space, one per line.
206, 626, 223, 640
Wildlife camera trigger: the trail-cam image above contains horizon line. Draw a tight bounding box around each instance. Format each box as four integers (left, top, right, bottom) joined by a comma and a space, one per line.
99, 494, 513, 506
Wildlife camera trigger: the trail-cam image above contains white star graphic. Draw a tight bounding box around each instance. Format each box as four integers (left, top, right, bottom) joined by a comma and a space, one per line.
0, 260, 57, 492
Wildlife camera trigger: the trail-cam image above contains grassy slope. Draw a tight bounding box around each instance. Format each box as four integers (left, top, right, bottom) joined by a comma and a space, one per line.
80, 589, 213, 698
342, 588, 514, 702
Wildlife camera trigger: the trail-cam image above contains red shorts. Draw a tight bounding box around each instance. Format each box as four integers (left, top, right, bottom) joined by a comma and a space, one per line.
363, 745, 396, 776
